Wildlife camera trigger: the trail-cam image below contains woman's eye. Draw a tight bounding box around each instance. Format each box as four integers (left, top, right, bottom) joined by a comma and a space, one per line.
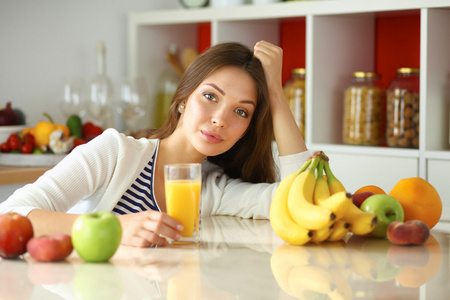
204, 93, 217, 102
235, 109, 248, 118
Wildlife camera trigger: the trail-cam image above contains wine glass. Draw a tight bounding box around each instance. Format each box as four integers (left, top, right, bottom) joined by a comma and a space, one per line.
60, 78, 87, 118
116, 77, 148, 131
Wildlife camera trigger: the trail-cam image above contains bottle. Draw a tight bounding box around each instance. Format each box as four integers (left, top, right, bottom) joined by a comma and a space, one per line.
154, 45, 180, 128
386, 68, 420, 148
284, 68, 306, 138
343, 72, 385, 146
88, 41, 114, 129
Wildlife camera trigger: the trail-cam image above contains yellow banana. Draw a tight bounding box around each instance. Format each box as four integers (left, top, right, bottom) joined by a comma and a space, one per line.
342, 202, 378, 236
311, 223, 334, 243
289, 265, 336, 295
323, 160, 347, 195
317, 191, 352, 221
327, 219, 351, 242
270, 171, 312, 245
287, 157, 336, 230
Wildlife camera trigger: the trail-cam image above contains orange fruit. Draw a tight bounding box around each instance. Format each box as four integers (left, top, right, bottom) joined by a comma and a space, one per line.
354, 185, 386, 195
388, 177, 442, 229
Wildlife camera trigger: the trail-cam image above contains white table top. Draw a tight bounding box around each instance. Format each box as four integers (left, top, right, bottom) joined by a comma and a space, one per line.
1, 216, 449, 299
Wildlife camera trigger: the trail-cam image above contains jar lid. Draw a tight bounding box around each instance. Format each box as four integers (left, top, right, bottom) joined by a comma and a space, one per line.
351, 71, 379, 78
292, 68, 306, 75
397, 67, 420, 74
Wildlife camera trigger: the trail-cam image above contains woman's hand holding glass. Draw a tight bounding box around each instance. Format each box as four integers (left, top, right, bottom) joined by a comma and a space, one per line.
118, 210, 184, 247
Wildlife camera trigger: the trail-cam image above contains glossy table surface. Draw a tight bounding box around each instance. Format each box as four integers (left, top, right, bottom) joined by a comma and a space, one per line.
1, 216, 449, 300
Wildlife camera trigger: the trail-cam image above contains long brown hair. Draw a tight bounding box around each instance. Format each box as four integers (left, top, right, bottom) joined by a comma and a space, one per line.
148, 42, 276, 183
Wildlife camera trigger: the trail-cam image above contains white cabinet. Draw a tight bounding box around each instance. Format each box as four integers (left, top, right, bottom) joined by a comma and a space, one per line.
128, 0, 450, 211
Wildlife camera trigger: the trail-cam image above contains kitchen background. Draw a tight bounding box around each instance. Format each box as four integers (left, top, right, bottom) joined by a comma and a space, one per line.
0, 0, 181, 130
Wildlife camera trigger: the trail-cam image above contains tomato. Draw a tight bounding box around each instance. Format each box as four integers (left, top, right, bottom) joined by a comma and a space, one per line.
0, 142, 10, 153
20, 142, 34, 154
22, 133, 35, 145
7, 134, 21, 151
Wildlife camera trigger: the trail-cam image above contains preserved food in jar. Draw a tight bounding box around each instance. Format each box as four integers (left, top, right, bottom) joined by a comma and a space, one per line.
386, 68, 420, 148
343, 72, 385, 146
284, 68, 306, 138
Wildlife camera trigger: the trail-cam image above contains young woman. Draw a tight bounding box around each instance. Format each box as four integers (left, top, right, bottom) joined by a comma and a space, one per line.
0, 41, 309, 247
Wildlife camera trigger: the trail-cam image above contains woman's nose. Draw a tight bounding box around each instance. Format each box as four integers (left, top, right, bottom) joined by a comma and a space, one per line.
211, 109, 228, 128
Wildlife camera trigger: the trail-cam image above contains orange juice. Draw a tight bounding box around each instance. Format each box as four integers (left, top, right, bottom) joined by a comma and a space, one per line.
165, 180, 201, 237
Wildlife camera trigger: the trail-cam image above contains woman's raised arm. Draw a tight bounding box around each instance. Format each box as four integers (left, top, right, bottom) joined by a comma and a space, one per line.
253, 41, 307, 156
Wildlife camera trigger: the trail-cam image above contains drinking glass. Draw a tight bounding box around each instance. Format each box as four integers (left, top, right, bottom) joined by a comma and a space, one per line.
60, 78, 87, 118
164, 163, 202, 245
116, 77, 148, 131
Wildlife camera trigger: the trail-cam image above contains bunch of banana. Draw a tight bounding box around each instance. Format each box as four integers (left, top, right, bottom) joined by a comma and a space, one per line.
270, 150, 378, 245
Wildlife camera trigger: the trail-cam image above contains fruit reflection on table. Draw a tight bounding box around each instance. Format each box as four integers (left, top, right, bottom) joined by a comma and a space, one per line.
270, 232, 443, 300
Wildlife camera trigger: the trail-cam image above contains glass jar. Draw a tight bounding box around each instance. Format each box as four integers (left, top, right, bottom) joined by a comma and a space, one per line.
343, 72, 385, 146
284, 68, 306, 138
386, 68, 420, 148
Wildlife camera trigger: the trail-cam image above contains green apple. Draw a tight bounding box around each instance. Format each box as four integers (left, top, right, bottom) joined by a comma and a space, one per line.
71, 212, 122, 262
360, 194, 404, 238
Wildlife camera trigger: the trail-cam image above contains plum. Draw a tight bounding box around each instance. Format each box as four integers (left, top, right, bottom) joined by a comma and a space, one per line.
352, 191, 375, 208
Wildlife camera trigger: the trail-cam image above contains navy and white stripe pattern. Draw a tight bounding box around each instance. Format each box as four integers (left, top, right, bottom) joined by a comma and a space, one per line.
112, 150, 159, 215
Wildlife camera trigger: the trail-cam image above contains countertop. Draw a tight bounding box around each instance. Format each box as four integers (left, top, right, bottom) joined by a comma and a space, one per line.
1, 216, 449, 300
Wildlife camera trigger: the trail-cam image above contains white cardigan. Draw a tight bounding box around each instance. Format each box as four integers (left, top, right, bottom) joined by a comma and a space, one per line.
0, 128, 310, 219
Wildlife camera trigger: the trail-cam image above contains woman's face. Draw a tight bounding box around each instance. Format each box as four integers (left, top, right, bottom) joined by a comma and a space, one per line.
181, 66, 258, 157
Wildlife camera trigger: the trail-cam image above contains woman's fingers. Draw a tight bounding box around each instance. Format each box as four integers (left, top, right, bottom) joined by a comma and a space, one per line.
118, 211, 184, 248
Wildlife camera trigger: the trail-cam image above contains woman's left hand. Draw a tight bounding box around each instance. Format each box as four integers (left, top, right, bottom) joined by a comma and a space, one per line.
253, 40, 283, 94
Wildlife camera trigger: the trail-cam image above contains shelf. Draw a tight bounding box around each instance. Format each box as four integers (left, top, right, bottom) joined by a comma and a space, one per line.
127, 0, 450, 207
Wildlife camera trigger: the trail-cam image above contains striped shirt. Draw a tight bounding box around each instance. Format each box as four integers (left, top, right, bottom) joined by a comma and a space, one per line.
112, 146, 159, 215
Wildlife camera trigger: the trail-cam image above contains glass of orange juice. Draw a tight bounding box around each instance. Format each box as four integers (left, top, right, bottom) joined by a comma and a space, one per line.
164, 163, 202, 245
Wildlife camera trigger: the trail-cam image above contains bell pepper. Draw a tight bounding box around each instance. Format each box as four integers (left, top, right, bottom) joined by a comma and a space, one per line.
82, 122, 103, 141
32, 113, 70, 150
66, 114, 83, 139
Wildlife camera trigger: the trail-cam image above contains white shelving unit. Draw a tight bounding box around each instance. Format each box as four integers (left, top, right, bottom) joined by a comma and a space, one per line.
128, 0, 450, 214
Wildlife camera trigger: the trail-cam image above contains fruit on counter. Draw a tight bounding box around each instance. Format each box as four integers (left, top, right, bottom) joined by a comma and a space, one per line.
388, 177, 442, 229
71, 212, 122, 262
0, 102, 20, 125
314, 160, 352, 220
354, 184, 386, 195
270, 170, 313, 245
26, 233, 73, 262
270, 151, 377, 245
287, 156, 336, 230
386, 220, 430, 246
359, 194, 404, 238
0, 212, 34, 258
352, 191, 375, 208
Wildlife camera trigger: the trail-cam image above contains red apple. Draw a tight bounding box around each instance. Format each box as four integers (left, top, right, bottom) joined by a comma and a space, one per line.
27, 233, 73, 262
352, 191, 375, 208
387, 220, 430, 246
0, 212, 34, 258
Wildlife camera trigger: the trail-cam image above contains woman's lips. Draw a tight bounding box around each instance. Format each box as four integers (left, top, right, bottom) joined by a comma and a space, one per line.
201, 130, 223, 144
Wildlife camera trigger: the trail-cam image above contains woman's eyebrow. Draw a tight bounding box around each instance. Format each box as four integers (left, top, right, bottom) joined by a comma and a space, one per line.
204, 83, 225, 96
204, 83, 256, 107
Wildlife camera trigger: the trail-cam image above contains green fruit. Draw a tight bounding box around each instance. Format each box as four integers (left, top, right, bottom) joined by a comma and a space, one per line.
360, 194, 404, 238
66, 115, 83, 139
71, 212, 122, 262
